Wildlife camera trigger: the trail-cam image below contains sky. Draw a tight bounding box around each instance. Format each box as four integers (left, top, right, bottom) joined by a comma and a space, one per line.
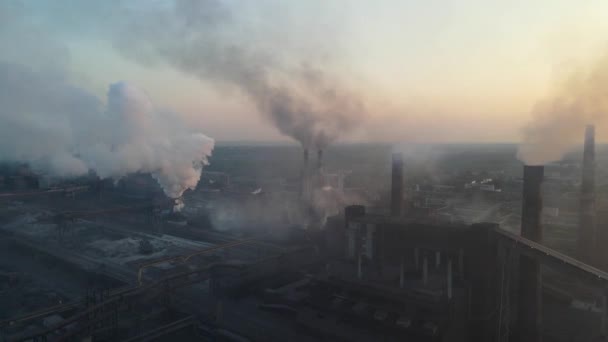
3, 0, 608, 144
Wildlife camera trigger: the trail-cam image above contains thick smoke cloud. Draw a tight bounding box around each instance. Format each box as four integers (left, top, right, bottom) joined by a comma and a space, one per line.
3, 0, 365, 149
0, 1, 215, 199
109, 0, 365, 148
517, 52, 608, 165
83, 82, 215, 199
0, 62, 214, 198
0, 62, 99, 177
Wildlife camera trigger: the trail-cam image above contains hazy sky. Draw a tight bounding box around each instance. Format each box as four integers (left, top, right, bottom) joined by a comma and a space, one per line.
4, 0, 608, 143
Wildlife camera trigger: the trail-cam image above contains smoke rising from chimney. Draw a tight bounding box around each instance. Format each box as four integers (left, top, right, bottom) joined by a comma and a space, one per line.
517, 52, 608, 165
108, 0, 365, 148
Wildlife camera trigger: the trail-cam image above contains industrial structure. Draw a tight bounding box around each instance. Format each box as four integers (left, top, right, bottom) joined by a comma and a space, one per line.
519, 165, 544, 342
579, 124, 596, 265
1, 129, 607, 341
391, 152, 404, 216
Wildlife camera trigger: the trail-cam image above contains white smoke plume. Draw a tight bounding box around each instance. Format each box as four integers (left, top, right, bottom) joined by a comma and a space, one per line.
83, 82, 215, 199
517, 52, 608, 165
0, 62, 214, 199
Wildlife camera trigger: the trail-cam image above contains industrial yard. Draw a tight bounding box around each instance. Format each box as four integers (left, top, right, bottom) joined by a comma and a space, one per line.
0, 139, 606, 341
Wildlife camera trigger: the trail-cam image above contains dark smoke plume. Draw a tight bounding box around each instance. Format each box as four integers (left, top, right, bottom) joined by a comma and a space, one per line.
110, 0, 365, 148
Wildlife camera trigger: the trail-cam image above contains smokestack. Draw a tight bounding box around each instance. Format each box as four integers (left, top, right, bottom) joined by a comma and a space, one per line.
521, 165, 544, 242
301, 148, 310, 200
518, 164, 543, 342
391, 153, 404, 216
578, 124, 596, 264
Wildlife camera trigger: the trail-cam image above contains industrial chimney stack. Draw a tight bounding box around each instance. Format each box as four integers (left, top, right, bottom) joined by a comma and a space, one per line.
518, 164, 544, 342
578, 124, 596, 264
391, 153, 404, 216
301, 148, 310, 202
521, 165, 544, 242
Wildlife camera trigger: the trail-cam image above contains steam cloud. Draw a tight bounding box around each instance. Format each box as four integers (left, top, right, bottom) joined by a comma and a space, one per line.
109, 0, 365, 148
517, 52, 608, 165
0, 1, 215, 199
0, 62, 214, 199
86, 82, 214, 199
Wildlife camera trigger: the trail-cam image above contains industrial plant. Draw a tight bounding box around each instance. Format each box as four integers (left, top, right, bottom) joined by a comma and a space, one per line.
0, 126, 605, 342
3, 1, 608, 341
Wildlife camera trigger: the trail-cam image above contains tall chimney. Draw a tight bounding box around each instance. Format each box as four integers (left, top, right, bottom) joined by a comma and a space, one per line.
521, 165, 544, 241
578, 124, 596, 264
301, 148, 310, 201
391, 153, 404, 216
518, 164, 543, 342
